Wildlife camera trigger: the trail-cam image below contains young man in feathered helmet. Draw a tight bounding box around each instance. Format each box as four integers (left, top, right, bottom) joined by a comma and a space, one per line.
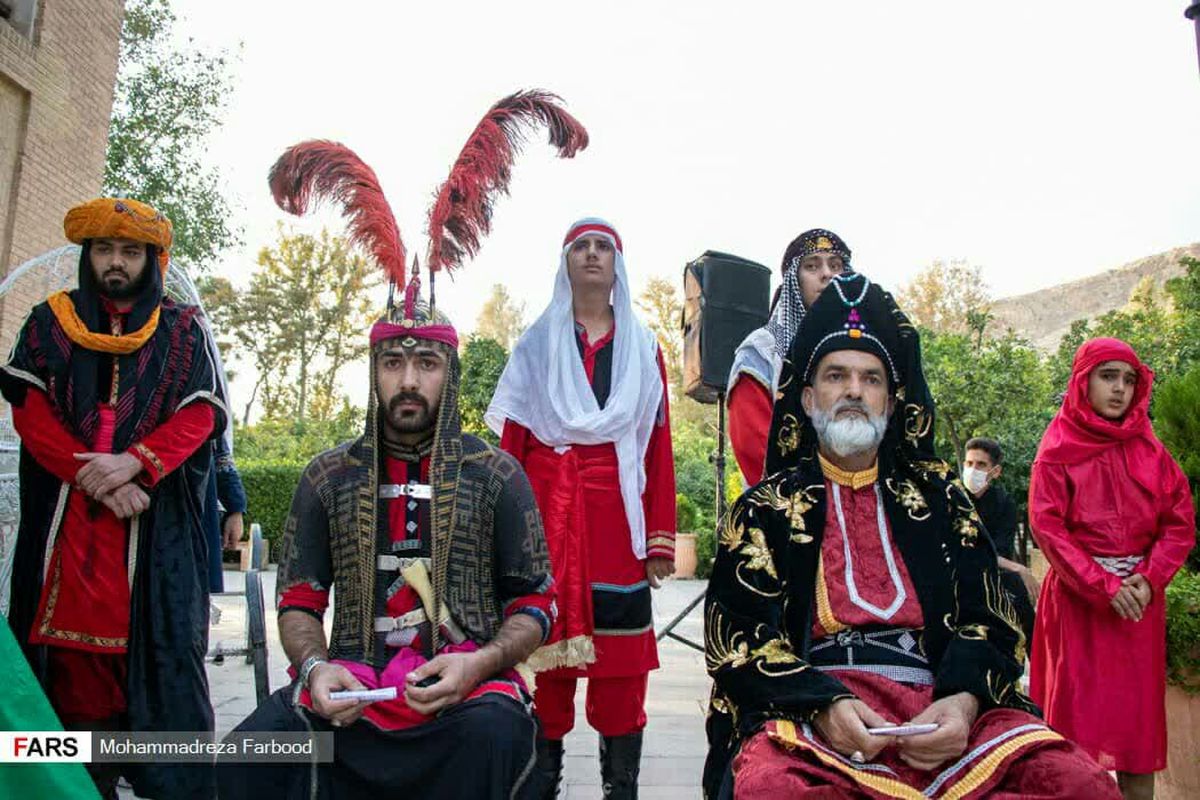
217, 92, 588, 800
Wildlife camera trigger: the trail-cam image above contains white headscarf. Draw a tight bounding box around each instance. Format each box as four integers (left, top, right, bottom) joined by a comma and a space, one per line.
486, 218, 664, 559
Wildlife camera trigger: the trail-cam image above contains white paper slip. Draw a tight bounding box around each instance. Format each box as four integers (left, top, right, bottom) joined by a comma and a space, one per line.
866, 723, 939, 737
329, 687, 398, 703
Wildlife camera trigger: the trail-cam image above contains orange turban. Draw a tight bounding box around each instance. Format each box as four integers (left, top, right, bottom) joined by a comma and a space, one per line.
63, 197, 173, 273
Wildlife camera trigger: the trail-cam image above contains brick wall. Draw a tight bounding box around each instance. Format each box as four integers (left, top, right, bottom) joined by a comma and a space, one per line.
0, 0, 125, 354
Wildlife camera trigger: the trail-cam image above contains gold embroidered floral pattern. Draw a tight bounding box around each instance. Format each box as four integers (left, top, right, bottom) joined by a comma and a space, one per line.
776, 413, 801, 457
957, 623, 989, 641
705, 605, 751, 672
983, 569, 1028, 664
955, 515, 980, 546
904, 403, 933, 444
748, 482, 817, 540
720, 517, 745, 551
912, 459, 953, 481
888, 478, 931, 521
748, 483, 790, 513
751, 637, 800, 665
739, 527, 777, 579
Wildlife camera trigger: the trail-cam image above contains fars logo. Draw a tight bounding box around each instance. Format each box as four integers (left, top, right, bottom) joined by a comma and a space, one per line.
0, 731, 91, 762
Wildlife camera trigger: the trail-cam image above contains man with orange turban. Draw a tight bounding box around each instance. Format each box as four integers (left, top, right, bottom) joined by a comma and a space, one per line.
0, 197, 228, 800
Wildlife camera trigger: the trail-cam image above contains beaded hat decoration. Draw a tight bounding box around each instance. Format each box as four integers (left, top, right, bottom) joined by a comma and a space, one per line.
798, 273, 899, 386
781, 227, 852, 275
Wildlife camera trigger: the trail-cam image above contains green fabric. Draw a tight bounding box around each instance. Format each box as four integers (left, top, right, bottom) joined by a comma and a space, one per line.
0, 623, 100, 799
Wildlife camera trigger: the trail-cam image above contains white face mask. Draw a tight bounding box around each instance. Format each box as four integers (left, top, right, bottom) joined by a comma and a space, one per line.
962, 465, 991, 494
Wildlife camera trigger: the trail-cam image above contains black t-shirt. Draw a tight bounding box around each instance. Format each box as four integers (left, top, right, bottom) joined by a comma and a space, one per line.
974, 483, 1018, 560
575, 326, 614, 409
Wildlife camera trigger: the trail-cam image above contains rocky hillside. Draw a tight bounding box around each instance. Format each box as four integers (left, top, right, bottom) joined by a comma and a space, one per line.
989, 244, 1200, 352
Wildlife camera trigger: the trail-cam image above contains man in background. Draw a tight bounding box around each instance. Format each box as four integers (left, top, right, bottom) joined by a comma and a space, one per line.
963, 437, 1037, 641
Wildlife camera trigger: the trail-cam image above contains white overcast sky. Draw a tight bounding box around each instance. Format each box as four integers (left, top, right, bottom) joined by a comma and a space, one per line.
172, 1, 1200, 411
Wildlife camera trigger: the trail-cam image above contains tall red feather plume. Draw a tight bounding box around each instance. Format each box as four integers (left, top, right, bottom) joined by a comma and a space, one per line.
269, 140, 408, 285
426, 90, 589, 273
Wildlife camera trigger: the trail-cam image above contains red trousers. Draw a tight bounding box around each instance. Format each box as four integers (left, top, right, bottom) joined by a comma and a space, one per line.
47, 647, 127, 724
535, 673, 648, 740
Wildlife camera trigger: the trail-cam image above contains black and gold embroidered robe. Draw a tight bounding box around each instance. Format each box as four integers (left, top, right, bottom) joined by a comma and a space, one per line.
703, 449, 1036, 796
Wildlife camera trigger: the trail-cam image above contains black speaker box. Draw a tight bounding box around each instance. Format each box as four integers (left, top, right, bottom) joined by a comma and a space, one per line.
682, 251, 771, 404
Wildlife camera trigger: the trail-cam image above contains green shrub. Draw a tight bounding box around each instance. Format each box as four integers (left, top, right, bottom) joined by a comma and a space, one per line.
235, 413, 362, 464
676, 493, 699, 532
1154, 366, 1200, 571
239, 461, 306, 561
1166, 569, 1200, 693
460, 336, 508, 444
695, 526, 715, 580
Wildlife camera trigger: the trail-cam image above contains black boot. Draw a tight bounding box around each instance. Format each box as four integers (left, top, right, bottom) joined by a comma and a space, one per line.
600, 732, 643, 799
535, 737, 564, 799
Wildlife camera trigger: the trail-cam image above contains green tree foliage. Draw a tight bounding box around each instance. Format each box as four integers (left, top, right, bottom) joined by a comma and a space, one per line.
475, 285, 527, 351
459, 336, 509, 443
1167, 256, 1200, 373
1165, 569, 1200, 691
1046, 318, 1092, 393
104, 0, 241, 272
637, 277, 684, 395
672, 414, 720, 536
208, 227, 381, 424
1088, 277, 1182, 376
922, 327, 1054, 495
233, 406, 364, 465
1153, 365, 1200, 571
676, 493, 699, 532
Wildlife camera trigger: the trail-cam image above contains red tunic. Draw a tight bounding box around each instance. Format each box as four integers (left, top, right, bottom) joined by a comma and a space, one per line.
809, 475, 923, 638
500, 327, 675, 678
1029, 449, 1195, 772
728, 376, 773, 486
12, 388, 214, 654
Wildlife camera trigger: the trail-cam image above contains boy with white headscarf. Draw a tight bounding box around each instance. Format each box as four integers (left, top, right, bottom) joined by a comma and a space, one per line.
487, 217, 677, 799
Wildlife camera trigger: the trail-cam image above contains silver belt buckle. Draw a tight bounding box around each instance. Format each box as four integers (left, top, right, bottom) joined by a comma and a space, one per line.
374, 608, 427, 632
377, 555, 430, 572
379, 483, 432, 500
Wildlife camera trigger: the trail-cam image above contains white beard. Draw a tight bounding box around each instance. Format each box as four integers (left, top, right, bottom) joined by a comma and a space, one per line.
811, 401, 888, 458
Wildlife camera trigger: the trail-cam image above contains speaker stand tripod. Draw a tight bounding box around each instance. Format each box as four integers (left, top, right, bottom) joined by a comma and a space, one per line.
656, 391, 728, 653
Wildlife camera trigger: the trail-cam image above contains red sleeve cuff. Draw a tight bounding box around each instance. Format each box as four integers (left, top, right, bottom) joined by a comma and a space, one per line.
647, 532, 676, 559
129, 443, 165, 487
279, 582, 331, 617
503, 593, 556, 642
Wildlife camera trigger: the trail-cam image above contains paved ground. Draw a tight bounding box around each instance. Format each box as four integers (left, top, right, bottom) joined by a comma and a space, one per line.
198, 568, 711, 798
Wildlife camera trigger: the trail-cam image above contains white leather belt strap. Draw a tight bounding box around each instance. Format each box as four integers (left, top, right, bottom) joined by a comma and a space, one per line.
379, 483, 432, 500
374, 608, 427, 632
377, 555, 431, 572
1094, 554, 1144, 578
